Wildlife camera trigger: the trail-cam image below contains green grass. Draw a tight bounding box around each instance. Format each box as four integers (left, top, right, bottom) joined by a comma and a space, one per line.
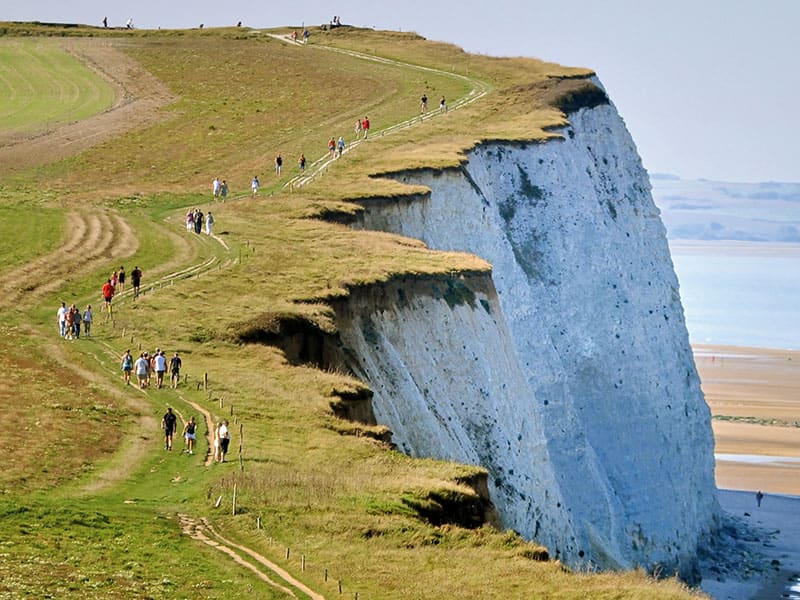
0, 24, 705, 599
0, 38, 115, 135
0, 206, 64, 274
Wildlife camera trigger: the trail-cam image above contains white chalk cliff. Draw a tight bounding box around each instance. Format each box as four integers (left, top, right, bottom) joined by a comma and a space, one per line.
337, 78, 718, 578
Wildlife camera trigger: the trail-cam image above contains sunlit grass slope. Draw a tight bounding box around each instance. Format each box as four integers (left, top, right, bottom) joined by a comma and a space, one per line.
0, 38, 115, 136
0, 22, 704, 599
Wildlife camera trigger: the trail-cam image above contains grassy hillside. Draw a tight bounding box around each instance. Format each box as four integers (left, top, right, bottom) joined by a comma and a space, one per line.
0, 22, 704, 599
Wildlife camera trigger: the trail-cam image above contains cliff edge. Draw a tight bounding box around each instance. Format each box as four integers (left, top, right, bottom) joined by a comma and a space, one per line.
338, 77, 719, 580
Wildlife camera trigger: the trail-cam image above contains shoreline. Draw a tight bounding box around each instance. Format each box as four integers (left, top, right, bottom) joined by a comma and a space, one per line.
701, 490, 800, 600
692, 343, 800, 496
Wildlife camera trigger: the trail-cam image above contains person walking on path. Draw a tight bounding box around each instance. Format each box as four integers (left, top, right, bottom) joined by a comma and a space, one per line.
72, 305, 82, 339
121, 349, 133, 385
213, 422, 222, 462
440, 95, 447, 113
275, 154, 283, 175
194, 209, 203, 234
354, 118, 362, 139
420, 93, 428, 113
82, 305, 93, 337
131, 266, 142, 299
219, 420, 230, 462
154, 349, 167, 389
328, 137, 336, 158
220, 180, 228, 201
756, 490, 764, 507
65, 305, 76, 340
134, 352, 149, 389
186, 209, 195, 232
102, 279, 114, 315
251, 175, 260, 197
205, 211, 215, 236
162, 407, 177, 451
183, 416, 197, 454
212, 177, 221, 199
298, 154, 306, 174
169, 352, 182, 388
337, 136, 345, 157
362, 116, 370, 139
57, 302, 67, 337
117, 266, 126, 294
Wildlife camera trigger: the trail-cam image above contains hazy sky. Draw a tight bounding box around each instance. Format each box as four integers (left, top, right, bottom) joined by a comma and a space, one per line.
4, 0, 799, 183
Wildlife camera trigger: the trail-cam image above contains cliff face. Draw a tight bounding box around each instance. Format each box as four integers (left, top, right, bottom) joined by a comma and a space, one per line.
339, 79, 718, 577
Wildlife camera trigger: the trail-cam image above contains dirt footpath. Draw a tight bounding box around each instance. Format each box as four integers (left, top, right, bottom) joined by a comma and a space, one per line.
0, 38, 176, 174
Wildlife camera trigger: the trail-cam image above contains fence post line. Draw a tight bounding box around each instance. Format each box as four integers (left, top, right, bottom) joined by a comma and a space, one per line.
301, 555, 305, 571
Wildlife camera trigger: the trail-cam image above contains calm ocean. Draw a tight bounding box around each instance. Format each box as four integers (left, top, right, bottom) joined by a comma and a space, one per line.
669, 243, 800, 350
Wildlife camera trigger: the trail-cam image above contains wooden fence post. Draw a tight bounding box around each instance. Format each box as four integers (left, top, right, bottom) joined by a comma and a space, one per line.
232, 483, 237, 516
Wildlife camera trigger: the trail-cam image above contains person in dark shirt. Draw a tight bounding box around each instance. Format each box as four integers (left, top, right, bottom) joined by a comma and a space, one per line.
169, 352, 182, 388
162, 407, 177, 451
131, 266, 142, 298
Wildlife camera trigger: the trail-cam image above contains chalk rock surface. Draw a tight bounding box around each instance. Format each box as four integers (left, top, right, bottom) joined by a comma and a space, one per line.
340, 79, 718, 576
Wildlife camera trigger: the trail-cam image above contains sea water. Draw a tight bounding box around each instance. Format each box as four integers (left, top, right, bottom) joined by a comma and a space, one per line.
669, 243, 800, 350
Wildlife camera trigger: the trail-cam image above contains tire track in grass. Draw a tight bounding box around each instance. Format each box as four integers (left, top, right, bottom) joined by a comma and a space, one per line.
180, 515, 326, 600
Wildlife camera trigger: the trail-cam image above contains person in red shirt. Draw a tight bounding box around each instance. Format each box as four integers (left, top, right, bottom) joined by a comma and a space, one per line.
362, 116, 370, 139
102, 279, 114, 312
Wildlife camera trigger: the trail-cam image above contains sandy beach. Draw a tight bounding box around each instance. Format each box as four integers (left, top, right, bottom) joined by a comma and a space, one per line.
694, 344, 800, 496
694, 345, 800, 599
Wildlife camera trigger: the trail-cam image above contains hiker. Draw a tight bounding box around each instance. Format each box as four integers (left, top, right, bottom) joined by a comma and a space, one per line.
219, 420, 230, 462
72, 304, 82, 338
102, 279, 114, 312
194, 209, 203, 234
362, 116, 370, 139
205, 211, 214, 236
102, 16, 107, 28
186, 209, 195, 232
64, 305, 76, 340
118, 266, 126, 294
131, 266, 142, 298
82, 305, 93, 337
57, 302, 68, 337
302, 29, 309, 43
121, 349, 133, 385
354, 118, 362, 139
134, 352, 149, 389
162, 407, 177, 451
440, 96, 447, 113
275, 154, 283, 175
212, 177, 221, 199
328, 137, 336, 157
154, 350, 167, 389
183, 416, 197, 454
169, 352, 182, 388
420, 93, 428, 113
337, 136, 345, 157
251, 175, 259, 197
298, 154, 306, 173
220, 180, 228, 201
213, 422, 222, 462
756, 490, 764, 507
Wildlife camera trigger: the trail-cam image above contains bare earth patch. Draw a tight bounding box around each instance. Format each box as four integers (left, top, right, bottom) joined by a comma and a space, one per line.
0, 37, 176, 174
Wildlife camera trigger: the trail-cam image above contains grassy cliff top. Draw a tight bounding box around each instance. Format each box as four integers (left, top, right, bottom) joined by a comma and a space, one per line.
0, 23, 703, 599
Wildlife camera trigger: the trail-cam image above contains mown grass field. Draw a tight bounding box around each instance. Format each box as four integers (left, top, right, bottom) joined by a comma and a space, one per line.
0, 22, 705, 599
0, 38, 115, 137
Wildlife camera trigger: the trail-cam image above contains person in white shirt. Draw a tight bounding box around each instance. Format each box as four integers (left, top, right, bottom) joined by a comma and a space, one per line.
57, 302, 67, 337
154, 350, 167, 389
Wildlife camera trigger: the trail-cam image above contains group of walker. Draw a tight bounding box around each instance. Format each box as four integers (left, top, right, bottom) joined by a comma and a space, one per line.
160, 408, 230, 462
